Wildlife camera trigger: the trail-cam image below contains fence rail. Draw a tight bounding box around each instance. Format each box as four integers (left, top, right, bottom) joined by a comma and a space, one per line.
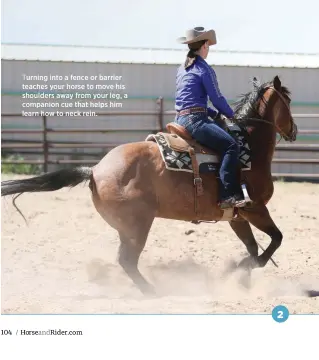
1, 99, 319, 180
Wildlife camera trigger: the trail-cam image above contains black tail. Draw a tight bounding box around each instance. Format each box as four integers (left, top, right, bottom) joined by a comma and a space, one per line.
1, 167, 92, 197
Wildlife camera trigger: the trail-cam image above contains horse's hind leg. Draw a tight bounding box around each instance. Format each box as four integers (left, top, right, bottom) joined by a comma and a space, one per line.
118, 230, 154, 295
92, 192, 156, 294
116, 209, 155, 295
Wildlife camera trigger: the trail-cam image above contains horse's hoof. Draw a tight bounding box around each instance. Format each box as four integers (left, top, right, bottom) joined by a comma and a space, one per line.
305, 290, 319, 298
140, 284, 157, 297
238, 256, 258, 270
221, 259, 238, 278
239, 271, 252, 289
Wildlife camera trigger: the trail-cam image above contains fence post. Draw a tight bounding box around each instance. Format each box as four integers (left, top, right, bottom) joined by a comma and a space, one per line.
42, 116, 48, 173
156, 97, 164, 132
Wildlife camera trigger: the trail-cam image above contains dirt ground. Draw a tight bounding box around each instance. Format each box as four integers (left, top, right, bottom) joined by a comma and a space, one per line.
1, 174, 319, 314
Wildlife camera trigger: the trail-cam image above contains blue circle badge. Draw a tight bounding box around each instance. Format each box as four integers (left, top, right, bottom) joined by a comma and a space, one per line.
272, 305, 290, 323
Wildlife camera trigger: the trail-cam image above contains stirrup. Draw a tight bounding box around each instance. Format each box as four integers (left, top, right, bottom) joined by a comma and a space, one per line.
220, 196, 246, 209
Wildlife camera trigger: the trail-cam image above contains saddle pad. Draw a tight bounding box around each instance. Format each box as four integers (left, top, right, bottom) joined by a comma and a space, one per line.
146, 120, 252, 172
226, 122, 251, 170
146, 133, 193, 172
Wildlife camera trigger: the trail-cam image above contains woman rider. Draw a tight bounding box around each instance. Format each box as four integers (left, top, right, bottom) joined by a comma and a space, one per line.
175, 26, 246, 210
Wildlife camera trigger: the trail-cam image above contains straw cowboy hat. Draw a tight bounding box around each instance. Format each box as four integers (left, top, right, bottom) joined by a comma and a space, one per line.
177, 26, 217, 46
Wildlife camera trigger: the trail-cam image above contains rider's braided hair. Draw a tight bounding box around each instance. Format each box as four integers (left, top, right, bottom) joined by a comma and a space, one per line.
184, 40, 207, 69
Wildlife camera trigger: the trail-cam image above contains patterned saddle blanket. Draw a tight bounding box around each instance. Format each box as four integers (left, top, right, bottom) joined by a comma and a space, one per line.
145, 121, 251, 174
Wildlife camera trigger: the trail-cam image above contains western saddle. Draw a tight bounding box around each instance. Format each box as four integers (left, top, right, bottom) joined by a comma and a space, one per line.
164, 122, 221, 221
166, 122, 218, 156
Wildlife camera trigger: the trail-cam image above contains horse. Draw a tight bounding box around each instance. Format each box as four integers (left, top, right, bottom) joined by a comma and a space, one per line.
1, 75, 298, 295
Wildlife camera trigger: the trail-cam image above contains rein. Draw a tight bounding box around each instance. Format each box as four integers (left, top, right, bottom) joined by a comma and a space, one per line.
237, 117, 283, 145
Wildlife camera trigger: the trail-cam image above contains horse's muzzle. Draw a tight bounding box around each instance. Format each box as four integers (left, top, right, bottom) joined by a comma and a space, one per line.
284, 122, 298, 142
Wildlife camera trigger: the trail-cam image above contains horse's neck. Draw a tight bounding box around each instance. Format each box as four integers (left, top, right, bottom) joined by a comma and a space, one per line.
250, 116, 277, 169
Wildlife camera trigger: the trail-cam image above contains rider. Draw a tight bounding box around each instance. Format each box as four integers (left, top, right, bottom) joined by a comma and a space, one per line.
175, 26, 246, 209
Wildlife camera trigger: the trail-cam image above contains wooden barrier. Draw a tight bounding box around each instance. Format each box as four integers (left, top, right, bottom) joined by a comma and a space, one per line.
1, 99, 319, 180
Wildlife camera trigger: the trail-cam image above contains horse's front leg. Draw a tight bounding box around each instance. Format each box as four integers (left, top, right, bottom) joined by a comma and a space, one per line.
229, 219, 258, 258
224, 219, 260, 287
237, 204, 282, 269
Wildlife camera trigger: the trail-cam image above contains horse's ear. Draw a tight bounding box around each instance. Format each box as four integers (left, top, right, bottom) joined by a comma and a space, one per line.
273, 75, 281, 90
252, 76, 259, 89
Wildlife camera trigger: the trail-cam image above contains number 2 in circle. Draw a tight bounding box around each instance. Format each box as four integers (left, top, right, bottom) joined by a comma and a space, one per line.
272, 305, 289, 323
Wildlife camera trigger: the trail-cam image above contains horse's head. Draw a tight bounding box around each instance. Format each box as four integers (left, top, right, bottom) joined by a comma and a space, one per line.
254, 75, 298, 142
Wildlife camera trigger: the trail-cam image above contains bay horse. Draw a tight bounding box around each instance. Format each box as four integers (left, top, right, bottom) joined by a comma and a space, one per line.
1, 75, 298, 294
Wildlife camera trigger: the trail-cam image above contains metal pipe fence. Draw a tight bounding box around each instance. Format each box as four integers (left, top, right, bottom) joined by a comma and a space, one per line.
1, 97, 319, 179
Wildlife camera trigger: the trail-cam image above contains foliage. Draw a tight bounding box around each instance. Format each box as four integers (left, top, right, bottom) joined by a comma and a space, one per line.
1, 154, 42, 175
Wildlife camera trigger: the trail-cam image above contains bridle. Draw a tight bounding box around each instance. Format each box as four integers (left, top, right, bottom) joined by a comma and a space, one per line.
242, 86, 298, 143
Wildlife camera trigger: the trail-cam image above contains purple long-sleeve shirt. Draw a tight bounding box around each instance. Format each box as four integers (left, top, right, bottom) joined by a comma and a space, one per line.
175, 55, 234, 119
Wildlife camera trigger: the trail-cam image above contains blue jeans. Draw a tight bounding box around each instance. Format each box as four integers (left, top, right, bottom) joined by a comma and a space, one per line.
175, 113, 240, 200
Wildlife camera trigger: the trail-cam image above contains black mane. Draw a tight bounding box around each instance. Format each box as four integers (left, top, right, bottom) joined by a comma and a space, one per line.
232, 77, 291, 122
